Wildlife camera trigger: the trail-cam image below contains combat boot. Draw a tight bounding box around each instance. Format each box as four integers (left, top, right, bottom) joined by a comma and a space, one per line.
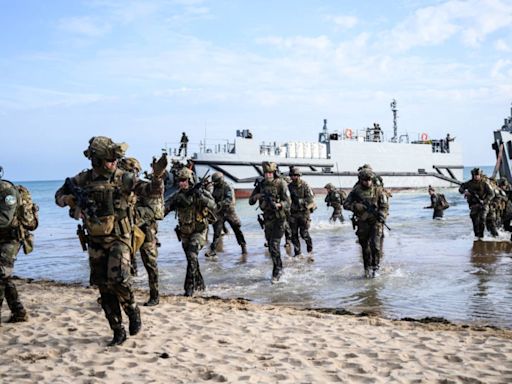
144, 291, 159, 307
205, 249, 217, 258
127, 305, 142, 336
241, 244, 248, 255
108, 327, 127, 346
7, 308, 28, 323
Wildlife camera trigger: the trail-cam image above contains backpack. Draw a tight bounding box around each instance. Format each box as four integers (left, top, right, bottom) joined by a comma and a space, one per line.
0, 180, 20, 229
439, 194, 450, 210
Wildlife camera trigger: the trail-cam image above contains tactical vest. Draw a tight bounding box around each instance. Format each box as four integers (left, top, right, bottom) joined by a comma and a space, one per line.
82, 170, 133, 237
175, 192, 211, 235
260, 179, 287, 220
289, 180, 312, 213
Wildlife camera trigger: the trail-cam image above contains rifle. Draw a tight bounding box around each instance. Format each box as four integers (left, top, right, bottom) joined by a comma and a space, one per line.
174, 225, 182, 242
64, 177, 98, 221
187, 170, 210, 196
261, 192, 277, 210
361, 200, 391, 231
467, 189, 485, 206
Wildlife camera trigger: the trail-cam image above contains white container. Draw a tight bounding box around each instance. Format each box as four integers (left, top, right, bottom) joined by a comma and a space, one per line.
304, 142, 312, 158
311, 142, 320, 158
296, 142, 304, 158
287, 142, 296, 158
318, 143, 327, 158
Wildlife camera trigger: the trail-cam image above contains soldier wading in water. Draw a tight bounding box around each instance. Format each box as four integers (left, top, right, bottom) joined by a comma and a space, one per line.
56, 136, 167, 346
344, 169, 389, 278
165, 168, 217, 296
249, 162, 291, 283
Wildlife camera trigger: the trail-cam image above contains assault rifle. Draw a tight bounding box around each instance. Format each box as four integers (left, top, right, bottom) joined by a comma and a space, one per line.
467, 189, 485, 206
261, 192, 277, 210
187, 170, 210, 196
64, 177, 98, 221
257, 214, 265, 229
361, 200, 391, 231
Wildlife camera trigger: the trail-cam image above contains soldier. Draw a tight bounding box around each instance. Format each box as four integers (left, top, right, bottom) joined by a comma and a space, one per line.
118, 157, 164, 306
55, 136, 167, 346
205, 172, 247, 259
486, 178, 505, 237
344, 169, 389, 278
165, 168, 216, 296
249, 162, 291, 283
177, 132, 189, 157
288, 167, 315, 257
458, 168, 495, 239
423, 185, 449, 219
0, 167, 39, 324
324, 183, 346, 223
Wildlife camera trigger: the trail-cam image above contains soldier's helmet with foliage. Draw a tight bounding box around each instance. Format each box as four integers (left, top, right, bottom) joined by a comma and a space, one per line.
324, 183, 335, 189
262, 161, 277, 173
212, 172, 224, 183
83, 136, 128, 161
118, 157, 142, 174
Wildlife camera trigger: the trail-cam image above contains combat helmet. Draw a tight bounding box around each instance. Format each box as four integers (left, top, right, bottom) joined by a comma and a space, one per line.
471, 167, 482, 176
177, 168, 195, 184
358, 169, 374, 181
262, 161, 277, 173
324, 183, 335, 189
84, 136, 128, 161
118, 157, 142, 174
211, 172, 224, 183
289, 166, 302, 176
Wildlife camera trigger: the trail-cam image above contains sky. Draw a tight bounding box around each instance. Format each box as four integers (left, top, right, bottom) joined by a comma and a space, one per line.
1, 0, 512, 181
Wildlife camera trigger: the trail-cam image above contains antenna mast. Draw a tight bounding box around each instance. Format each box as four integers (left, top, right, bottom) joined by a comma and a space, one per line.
390, 99, 398, 143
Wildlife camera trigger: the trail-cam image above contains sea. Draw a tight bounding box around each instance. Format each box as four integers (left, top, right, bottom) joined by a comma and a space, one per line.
12, 166, 512, 329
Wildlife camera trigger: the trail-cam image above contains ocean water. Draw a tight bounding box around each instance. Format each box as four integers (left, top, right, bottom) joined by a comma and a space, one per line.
12, 166, 512, 329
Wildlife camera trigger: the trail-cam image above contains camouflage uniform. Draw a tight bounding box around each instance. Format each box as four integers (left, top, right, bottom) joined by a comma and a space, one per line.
344, 170, 389, 278
324, 183, 346, 223
55, 137, 166, 346
119, 157, 164, 307
458, 168, 495, 238
249, 162, 291, 282
165, 168, 217, 296
288, 167, 314, 256
206, 172, 247, 258
0, 174, 38, 323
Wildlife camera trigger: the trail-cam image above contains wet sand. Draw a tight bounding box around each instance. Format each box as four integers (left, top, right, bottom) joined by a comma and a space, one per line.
1, 279, 512, 383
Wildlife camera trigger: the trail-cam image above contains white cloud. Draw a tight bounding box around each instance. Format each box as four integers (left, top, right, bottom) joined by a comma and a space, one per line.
326, 15, 358, 30
57, 16, 111, 37
255, 35, 332, 52
494, 39, 511, 52
380, 0, 512, 52
491, 59, 512, 79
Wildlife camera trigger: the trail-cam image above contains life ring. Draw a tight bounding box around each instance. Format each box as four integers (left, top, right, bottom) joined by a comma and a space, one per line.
421, 132, 428, 141
345, 128, 353, 139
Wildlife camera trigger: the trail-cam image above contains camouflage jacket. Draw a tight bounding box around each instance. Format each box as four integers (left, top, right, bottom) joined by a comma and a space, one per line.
212, 180, 235, 214
458, 179, 494, 207
249, 177, 291, 222
166, 188, 216, 235
288, 179, 314, 215
325, 189, 345, 208
343, 184, 389, 223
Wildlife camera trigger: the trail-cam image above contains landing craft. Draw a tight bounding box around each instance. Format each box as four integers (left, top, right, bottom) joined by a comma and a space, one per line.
165, 101, 463, 198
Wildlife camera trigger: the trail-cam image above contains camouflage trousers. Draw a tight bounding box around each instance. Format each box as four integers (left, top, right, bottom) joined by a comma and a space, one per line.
264, 219, 285, 279
0, 240, 26, 319
329, 204, 344, 223
486, 208, 499, 237
140, 223, 159, 297
210, 209, 246, 253
356, 221, 384, 272
289, 212, 312, 255
470, 205, 489, 238
88, 238, 138, 331
181, 228, 207, 296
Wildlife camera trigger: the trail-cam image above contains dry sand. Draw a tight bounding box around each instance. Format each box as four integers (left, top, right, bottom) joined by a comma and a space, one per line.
1, 279, 512, 383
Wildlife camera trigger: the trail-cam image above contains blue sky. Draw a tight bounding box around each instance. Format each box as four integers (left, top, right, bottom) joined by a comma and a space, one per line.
1, 0, 512, 181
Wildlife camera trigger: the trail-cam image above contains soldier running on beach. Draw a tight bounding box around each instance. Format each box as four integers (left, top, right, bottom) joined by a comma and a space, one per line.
56, 136, 167, 346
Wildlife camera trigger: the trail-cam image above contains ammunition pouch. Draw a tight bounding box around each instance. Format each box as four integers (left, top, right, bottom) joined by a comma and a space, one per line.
85, 215, 116, 236
132, 226, 145, 253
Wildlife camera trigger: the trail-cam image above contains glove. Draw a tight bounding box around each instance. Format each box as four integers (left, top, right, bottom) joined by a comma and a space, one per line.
59, 194, 76, 208
151, 153, 168, 178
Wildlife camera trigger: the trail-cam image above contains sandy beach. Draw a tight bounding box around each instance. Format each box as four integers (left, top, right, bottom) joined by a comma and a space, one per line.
1, 279, 512, 383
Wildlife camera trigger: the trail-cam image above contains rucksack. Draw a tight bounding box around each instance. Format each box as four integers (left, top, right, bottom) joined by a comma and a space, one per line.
0, 180, 39, 231
439, 194, 450, 210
